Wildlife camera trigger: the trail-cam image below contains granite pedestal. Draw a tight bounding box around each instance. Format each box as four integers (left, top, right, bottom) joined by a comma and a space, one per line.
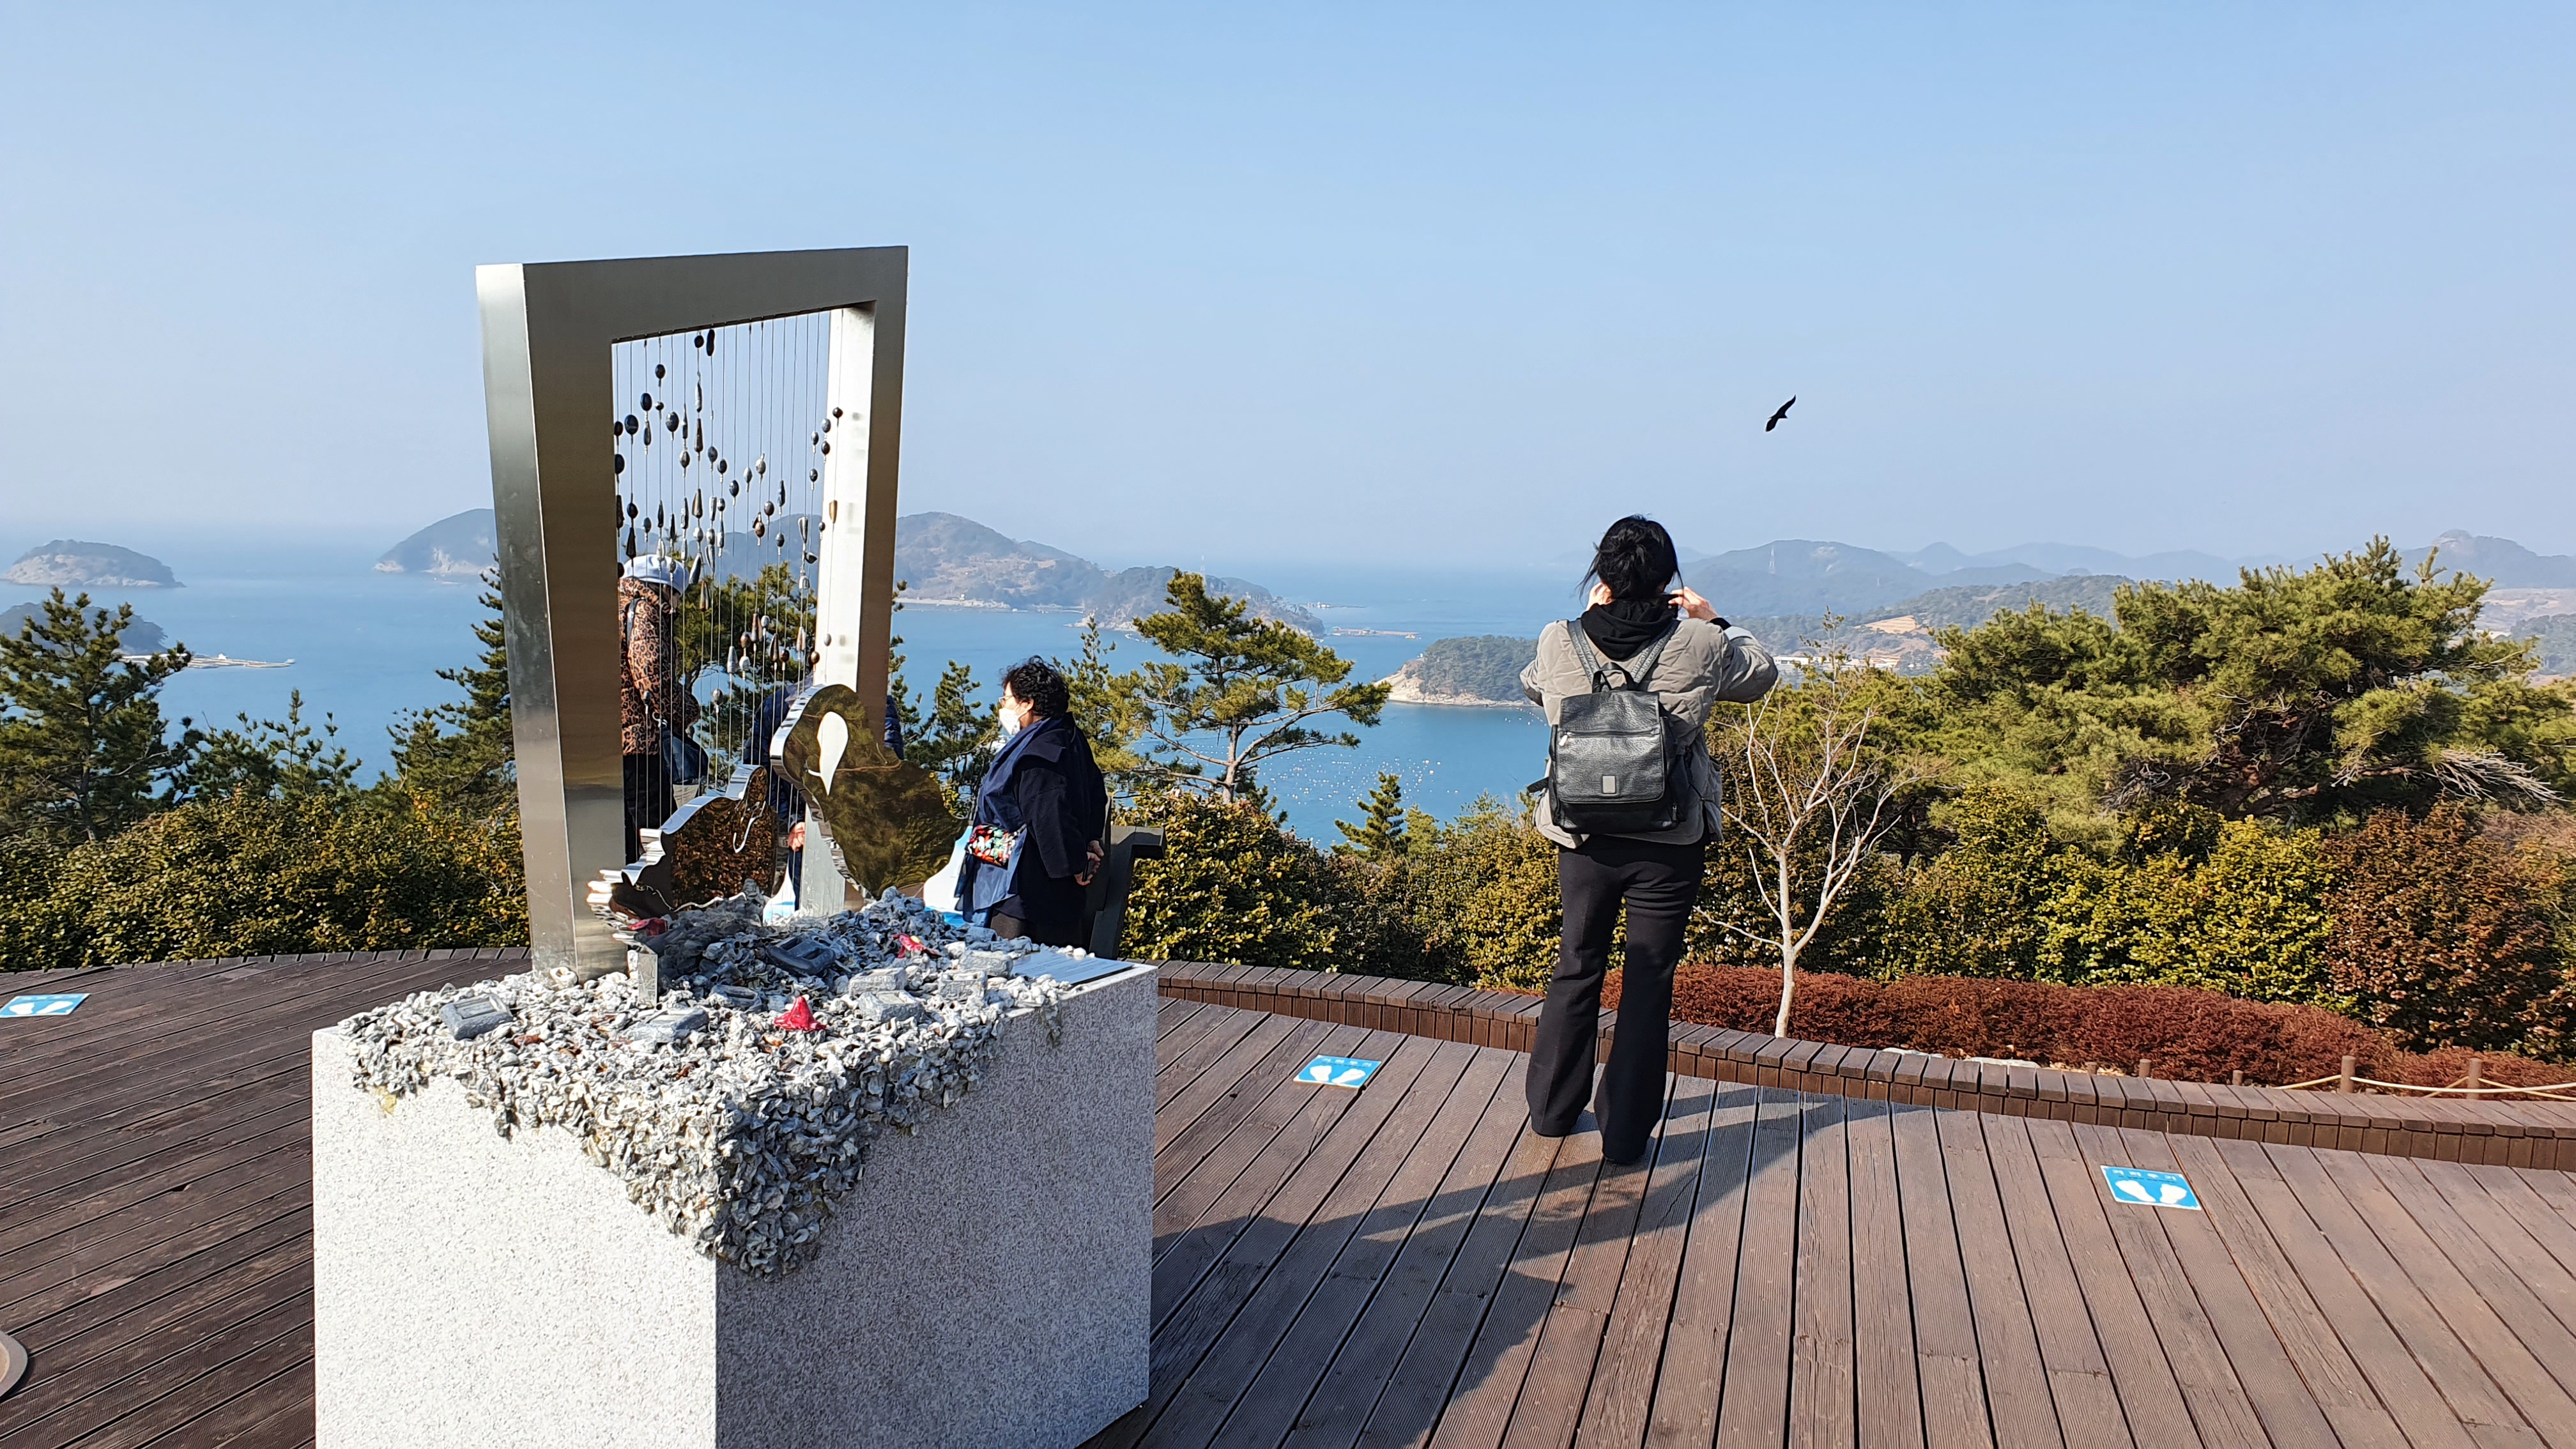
312, 966, 1154, 1449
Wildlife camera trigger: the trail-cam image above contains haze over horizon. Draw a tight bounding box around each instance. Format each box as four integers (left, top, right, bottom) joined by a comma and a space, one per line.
6, 4, 2570, 564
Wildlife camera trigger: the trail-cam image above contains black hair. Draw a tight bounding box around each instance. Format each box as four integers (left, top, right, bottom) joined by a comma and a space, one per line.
1000, 657, 1071, 720
1583, 515, 1681, 602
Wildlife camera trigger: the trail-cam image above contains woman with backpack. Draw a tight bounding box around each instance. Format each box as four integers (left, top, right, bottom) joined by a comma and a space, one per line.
1522, 516, 1778, 1164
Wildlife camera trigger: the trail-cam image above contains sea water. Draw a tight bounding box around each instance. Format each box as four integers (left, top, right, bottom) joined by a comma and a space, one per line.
22, 533, 1586, 841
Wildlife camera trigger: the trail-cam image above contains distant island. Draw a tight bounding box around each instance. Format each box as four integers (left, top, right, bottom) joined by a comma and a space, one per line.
889, 512, 1321, 631
4, 540, 180, 589
373, 504, 2572, 661
2521, 615, 2576, 679
376, 509, 498, 576
1731, 574, 2134, 673
382, 507, 1322, 632
1, 599, 166, 653
1381, 636, 1537, 707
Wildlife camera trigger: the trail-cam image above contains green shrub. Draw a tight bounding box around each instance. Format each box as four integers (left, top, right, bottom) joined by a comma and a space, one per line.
1402, 800, 1561, 990
1873, 787, 2058, 979
1122, 790, 1406, 974
0, 793, 527, 971
2039, 819, 2339, 1006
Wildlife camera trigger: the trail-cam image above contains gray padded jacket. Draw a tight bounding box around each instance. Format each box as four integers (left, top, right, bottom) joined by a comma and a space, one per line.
1519, 617, 1779, 848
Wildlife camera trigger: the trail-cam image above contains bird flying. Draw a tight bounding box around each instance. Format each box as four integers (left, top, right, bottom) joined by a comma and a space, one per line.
1765, 396, 1795, 433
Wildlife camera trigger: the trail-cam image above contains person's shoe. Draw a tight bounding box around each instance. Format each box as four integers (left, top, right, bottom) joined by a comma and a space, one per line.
1602, 1143, 1650, 1167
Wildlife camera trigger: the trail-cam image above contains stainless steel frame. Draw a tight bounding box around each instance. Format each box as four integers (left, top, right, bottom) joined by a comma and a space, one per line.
476, 247, 908, 975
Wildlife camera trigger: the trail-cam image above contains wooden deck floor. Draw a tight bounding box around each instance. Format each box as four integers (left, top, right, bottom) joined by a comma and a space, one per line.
1121, 996, 2576, 1449
9, 960, 2576, 1448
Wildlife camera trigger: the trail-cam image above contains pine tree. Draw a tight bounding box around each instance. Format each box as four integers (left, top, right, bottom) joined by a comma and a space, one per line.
188, 690, 360, 801
385, 585, 516, 820
1065, 616, 1149, 783
1101, 573, 1389, 801
905, 660, 999, 809
0, 589, 198, 843
1335, 772, 1409, 860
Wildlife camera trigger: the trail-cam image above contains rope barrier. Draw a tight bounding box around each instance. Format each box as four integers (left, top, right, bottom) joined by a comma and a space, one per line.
2275, 1074, 2576, 1101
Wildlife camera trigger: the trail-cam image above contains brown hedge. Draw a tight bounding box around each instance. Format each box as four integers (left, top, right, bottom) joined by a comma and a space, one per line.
1604, 963, 2568, 1089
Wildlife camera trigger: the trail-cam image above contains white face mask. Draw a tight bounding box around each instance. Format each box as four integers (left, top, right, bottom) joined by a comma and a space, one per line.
997, 699, 1026, 739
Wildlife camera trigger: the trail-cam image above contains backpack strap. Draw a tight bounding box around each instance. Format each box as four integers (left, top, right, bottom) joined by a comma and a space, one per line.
1564, 617, 1678, 691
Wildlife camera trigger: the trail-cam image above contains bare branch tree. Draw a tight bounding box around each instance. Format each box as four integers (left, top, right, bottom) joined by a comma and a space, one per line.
1712, 645, 1914, 1036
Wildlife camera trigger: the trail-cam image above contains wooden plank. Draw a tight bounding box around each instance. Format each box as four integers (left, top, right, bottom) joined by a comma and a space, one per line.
0, 1242, 307, 1448
1164, 990, 1211, 1036
2, 1182, 309, 1330
170, 1375, 316, 1449
0, 1205, 314, 1418
1124, 1029, 1456, 1446
1975, 1116, 2136, 1449
1882, 1105, 1990, 1449
1139, 1042, 1482, 1448
1572, 1078, 1721, 1449
0, 1236, 305, 1443
2354, 1154, 2576, 1396
2111, 1126, 2342, 1449
1124, 1033, 1454, 1443
2517, 1168, 2576, 1238
1786, 1093, 1857, 1449
1420, 1123, 1607, 1449
2065, 1123, 2268, 1449
1497, 1085, 1672, 1449
1160, 1013, 1305, 1134
2013, 1119, 2196, 1449
1641, 1074, 1760, 1448
0, 1113, 310, 1272
1839, 1098, 1924, 1449
1935, 1108, 2062, 1449
2460, 1163, 2576, 1286
1214, 1048, 1512, 1448
1157, 1020, 1349, 1209
0, 959, 352, 1081
2155, 1134, 2415, 1449
0, 954, 466, 1108
0, 1091, 308, 1223
1713, 1089, 1805, 1449
2255, 1143, 2559, 1447
1355, 1117, 1563, 1449
1156, 1004, 1269, 1103
58, 1293, 312, 1449
1, 1150, 309, 1318
1, 955, 470, 1147
2417, 1161, 2576, 1342
1281, 1050, 1536, 1449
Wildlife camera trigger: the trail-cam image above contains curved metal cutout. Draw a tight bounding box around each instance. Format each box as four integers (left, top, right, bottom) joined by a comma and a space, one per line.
774, 684, 958, 900
620, 763, 781, 916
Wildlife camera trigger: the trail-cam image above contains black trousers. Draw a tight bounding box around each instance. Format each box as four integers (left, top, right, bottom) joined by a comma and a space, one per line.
1526, 834, 1705, 1163
623, 752, 673, 865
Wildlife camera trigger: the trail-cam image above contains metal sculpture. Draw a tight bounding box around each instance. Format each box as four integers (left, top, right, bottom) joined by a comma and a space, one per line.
773, 684, 959, 898
477, 247, 908, 977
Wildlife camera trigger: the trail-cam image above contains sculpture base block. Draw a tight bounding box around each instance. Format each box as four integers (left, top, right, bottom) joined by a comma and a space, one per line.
313, 967, 1154, 1449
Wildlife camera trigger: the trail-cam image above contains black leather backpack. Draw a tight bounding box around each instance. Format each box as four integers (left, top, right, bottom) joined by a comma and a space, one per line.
1542, 619, 1684, 835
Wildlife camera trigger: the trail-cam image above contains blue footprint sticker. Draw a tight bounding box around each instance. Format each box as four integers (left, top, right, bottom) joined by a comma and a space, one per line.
2101, 1164, 2200, 1210
4, 993, 88, 1018
1299, 1055, 1382, 1089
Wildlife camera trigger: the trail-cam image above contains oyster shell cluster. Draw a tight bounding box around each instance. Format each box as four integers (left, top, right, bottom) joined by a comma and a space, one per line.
337, 890, 1075, 1278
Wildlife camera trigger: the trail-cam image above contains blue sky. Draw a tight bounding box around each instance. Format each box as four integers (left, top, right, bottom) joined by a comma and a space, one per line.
4, 3, 2569, 567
